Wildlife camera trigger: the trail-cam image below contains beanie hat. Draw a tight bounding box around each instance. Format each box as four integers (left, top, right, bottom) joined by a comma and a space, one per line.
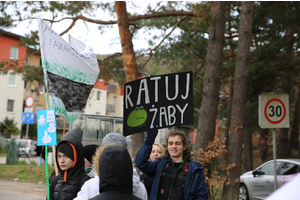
101, 132, 128, 148
57, 142, 74, 161
65, 127, 83, 142
83, 144, 99, 164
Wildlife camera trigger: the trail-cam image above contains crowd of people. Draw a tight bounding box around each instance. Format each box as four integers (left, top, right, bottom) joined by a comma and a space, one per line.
47, 126, 208, 200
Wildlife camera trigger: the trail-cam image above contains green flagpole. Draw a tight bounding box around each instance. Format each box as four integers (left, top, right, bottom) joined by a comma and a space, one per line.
45, 146, 50, 200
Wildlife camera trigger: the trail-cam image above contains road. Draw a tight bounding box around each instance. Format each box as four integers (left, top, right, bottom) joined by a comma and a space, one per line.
0, 179, 47, 200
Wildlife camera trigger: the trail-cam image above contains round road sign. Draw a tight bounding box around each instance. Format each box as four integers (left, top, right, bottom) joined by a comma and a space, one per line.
25, 96, 34, 108
264, 98, 286, 124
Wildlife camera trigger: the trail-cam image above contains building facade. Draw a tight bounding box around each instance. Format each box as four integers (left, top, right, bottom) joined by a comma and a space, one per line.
0, 30, 26, 131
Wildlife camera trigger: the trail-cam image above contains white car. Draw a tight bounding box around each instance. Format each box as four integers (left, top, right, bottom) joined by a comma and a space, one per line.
239, 159, 300, 200
15, 139, 37, 157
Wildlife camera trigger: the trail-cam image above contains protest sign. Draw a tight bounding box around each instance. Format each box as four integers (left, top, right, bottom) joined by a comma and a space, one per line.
37, 17, 99, 122
37, 109, 57, 146
123, 71, 194, 136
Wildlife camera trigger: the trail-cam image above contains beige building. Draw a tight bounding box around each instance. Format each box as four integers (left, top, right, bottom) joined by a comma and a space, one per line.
84, 79, 123, 117
0, 72, 25, 131
24, 49, 47, 113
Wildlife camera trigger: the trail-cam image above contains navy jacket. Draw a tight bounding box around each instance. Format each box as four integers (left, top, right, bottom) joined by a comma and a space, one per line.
135, 144, 208, 200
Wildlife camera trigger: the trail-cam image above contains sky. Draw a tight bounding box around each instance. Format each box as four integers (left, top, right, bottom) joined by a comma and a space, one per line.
5, 1, 168, 55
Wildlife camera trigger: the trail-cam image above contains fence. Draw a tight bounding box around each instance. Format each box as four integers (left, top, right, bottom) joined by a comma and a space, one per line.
70, 114, 123, 143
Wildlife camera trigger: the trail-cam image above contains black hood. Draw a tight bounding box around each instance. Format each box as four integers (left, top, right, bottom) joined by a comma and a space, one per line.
99, 145, 133, 193
55, 136, 85, 182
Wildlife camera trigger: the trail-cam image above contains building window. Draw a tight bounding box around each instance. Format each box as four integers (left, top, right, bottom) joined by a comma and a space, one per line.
113, 96, 117, 106
38, 85, 44, 94
24, 81, 27, 90
10, 46, 18, 60
36, 105, 43, 111
7, 99, 14, 112
96, 91, 101, 101
8, 72, 16, 86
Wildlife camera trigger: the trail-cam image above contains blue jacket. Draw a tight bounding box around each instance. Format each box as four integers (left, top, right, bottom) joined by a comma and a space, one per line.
135, 144, 208, 200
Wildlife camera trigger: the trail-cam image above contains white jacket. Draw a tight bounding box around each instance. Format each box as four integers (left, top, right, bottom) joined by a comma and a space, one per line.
74, 167, 147, 200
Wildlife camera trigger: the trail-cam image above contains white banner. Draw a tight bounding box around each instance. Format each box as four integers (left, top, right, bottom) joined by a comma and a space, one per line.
38, 17, 100, 122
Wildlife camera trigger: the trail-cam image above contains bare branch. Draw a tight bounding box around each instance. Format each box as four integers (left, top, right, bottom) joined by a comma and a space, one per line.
59, 18, 77, 36
128, 11, 207, 21
101, 53, 123, 63
41, 11, 206, 36
224, 34, 239, 39
223, 53, 236, 59
194, 63, 205, 74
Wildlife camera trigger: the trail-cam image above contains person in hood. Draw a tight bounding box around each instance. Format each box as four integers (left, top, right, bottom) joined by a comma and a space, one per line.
49, 127, 84, 184
74, 132, 147, 200
50, 129, 90, 200
89, 145, 141, 200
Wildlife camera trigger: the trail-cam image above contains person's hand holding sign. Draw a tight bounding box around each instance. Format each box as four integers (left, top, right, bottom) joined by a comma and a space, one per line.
145, 126, 158, 146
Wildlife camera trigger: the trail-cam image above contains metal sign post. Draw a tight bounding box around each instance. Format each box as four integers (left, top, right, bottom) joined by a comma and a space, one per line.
21, 112, 35, 161
259, 93, 290, 192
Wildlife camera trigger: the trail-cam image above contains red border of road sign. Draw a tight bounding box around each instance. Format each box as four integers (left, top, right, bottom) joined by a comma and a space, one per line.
25, 96, 34, 107
264, 98, 286, 124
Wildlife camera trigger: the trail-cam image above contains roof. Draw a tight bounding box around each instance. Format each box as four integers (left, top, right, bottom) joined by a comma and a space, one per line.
0, 29, 23, 39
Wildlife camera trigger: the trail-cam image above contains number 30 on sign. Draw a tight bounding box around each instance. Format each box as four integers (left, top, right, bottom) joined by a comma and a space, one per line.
259, 93, 290, 129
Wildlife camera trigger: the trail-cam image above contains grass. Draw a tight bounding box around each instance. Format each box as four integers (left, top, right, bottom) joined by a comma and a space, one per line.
0, 160, 54, 184
0, 148, 7, 157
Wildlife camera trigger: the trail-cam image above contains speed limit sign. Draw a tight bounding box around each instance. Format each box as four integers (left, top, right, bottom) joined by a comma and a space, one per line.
259, 93, 290, 128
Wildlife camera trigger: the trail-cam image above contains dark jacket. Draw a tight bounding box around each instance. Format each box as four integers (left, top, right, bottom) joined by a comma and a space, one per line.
89, 145, 141, 200
135, 144, 208, 200
140, 172, 152, 197
50, 137, 90, 200
35, 145, 45, 159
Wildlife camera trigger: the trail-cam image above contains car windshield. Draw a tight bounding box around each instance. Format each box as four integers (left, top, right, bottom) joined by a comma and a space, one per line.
15, 141, 26, 148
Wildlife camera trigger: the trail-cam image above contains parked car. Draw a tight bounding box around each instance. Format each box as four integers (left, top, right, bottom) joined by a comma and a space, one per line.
14, 139, 37, 157
239, 159, 300, 200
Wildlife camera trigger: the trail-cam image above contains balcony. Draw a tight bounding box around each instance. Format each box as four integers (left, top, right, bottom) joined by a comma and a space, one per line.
56, 117, 70, 130
107, 84, 117, 93
106, 104, 116, 113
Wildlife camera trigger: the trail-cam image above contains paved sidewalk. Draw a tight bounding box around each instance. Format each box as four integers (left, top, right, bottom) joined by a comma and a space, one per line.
0, 179, 47, 200
0, 189, 46, 200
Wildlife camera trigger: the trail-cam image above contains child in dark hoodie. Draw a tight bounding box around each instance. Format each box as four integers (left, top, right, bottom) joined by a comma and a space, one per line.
89, 145, 141, 200
50, 127, 90, 200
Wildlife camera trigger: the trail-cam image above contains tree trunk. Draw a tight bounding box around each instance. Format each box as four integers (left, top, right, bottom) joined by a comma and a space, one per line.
115, 1, 144, 159
289, 86, 300, 155
195, 1, 226, 152
222, 2, 254, 200
259, 128, 269, 163
243, 102, 253, 173
223, 66, 234, 150
278, 1, 293, 159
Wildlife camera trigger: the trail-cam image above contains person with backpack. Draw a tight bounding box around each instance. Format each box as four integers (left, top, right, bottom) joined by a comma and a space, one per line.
50, 127, 90, 200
